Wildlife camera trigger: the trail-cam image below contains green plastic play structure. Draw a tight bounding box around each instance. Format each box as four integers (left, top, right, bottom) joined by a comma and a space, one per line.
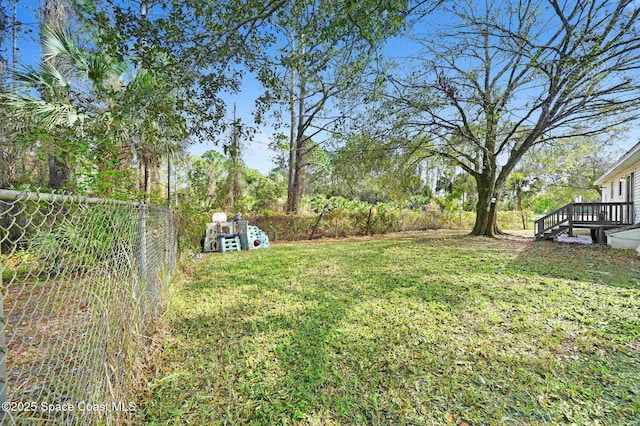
201, 212, 270, 253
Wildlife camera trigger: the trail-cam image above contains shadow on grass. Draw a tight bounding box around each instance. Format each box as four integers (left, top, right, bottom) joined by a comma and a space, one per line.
511, 240, 640, 289
140, 233, 640, 425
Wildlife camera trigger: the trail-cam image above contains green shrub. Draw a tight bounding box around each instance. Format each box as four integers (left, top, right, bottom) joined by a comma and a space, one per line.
497, 210, 534, 230
175, 191, 535, 244
30, 205, 137, 275
241, 207, 535, 242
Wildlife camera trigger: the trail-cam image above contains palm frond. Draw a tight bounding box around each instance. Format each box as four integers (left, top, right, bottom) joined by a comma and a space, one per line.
41, 26, 88, 72
14, 61, 71, 99
1, 92, 82, 129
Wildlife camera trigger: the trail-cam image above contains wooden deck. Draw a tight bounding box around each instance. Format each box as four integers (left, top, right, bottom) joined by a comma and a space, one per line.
535, 202, 635, 242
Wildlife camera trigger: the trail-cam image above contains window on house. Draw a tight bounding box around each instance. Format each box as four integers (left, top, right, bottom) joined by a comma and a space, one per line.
619, 180, 624, 197
611, 182, 614, 198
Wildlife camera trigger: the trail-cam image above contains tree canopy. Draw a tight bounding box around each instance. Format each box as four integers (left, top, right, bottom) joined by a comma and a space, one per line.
1, 0, 640, 236
367, 0, 640, 235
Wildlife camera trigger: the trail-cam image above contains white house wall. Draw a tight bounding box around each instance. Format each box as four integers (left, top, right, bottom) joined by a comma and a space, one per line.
599, 168, 639, 224
636, 166, 640, 223
594, 142, 640, 225
600, 175, 627, 202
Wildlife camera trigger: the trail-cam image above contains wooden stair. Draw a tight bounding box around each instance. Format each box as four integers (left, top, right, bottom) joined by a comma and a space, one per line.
535, 202, 635, 241
538, 225, 570, 241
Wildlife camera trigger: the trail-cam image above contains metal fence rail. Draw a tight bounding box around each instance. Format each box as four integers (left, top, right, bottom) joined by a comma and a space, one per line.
0, 189, 177, 425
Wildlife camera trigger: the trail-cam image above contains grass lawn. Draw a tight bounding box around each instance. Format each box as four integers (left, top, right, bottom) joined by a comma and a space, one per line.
138, 232, 640, 425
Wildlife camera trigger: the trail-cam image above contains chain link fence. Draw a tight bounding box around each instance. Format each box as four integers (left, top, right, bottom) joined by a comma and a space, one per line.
0, 189, 177, 425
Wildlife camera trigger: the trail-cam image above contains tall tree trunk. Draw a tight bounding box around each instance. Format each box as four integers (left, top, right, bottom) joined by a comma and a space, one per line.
47, 151, 70, 190
286, 67, 297, 213
286, 36, 306, 214
229, 103, 242, 209
139, 145, 151, 202
0, 144, 6, 188
43, 0, 71, 190
472, 175, 500, 237
290, 132, 306, 214
136, 2, 151, 202
288, 66, 308, 214
144, 161, 151, 200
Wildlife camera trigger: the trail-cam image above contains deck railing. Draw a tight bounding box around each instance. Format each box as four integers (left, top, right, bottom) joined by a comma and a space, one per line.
535, 203, 572, 236
535, 202, 634, 238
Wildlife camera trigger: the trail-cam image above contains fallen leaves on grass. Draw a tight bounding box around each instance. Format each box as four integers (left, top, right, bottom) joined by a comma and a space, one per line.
138, 234, 640, 425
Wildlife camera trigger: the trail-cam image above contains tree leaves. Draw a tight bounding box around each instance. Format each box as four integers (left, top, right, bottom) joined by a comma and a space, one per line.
371, 0, 640, 235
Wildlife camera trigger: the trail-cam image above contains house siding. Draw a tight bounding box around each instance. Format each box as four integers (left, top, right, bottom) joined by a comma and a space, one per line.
599, 170, 638, 223
601, 175, 627, 202
594, 142, 640, 226
635, 166, 640, 223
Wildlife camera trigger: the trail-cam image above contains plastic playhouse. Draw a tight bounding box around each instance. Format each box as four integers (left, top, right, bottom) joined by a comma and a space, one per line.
201, 212, 270, 253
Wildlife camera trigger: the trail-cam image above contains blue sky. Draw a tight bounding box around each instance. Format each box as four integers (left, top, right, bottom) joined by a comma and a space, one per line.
3, 1, 277, 173
190, 79, 278, 175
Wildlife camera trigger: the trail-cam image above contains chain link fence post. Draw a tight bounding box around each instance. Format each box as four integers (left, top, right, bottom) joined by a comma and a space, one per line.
138, 202, 148, 330
0, 189, 177, 425
139, 202, 148, 277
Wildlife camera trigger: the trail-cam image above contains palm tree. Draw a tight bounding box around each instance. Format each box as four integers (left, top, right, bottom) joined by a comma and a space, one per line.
117, 67, 188, 200
1, 26, 187, 198
1, 26, 125, 188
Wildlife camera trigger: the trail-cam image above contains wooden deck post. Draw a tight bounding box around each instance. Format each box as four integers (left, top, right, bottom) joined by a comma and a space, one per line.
568, 203, 574, 237
598, 225, 605, 247
534, 201, 633, 241
597, 209, 605, 246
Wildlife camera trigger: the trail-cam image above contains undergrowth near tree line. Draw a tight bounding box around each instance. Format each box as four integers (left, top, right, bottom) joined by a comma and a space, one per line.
175, 200, 535, 249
